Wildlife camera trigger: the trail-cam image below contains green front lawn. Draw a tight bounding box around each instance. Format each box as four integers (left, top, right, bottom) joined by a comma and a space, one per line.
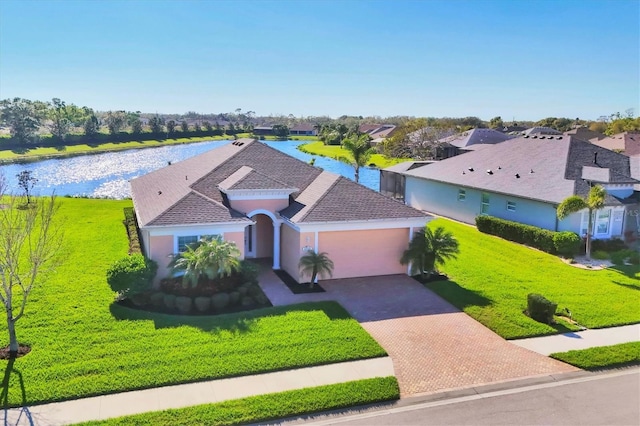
426, 219, 640, 339
298, 141, 409, 169
79, 377, 399, 426
0, 198, 385, 407
550, 342, 640, 369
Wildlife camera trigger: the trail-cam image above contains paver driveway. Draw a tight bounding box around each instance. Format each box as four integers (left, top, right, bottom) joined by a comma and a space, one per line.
259, 269, 578, 397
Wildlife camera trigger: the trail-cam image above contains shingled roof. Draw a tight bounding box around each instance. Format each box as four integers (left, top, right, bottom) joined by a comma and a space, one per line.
131, 138, 427, 227
402, 136, 638, 205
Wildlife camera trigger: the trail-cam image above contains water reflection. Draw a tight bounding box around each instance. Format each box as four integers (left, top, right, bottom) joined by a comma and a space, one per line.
0, 140, 381, 198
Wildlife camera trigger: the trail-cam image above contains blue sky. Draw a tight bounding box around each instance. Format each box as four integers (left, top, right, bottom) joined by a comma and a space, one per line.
1, 0, 638, 120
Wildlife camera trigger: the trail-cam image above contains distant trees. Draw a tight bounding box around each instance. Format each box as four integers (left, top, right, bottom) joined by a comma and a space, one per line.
180, 121, 189, 133
149, 115, 164, 134
203, 121, 213, 132
272, 124, 289, 139
0, 98, 45, 145
83, 114, 100, 138
48, 98, 72, 141
383, 118, 455, 160
489, 116, 504, 129
194, 122, 202, 132
534, 117, 574, 132
130, 118, 143, 135
105, 111, 127, 135
166, 120, 177, 136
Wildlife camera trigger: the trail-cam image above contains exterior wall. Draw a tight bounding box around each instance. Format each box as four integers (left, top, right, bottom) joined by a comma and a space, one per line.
281, 223, 303, 282
148, 235, 174, 282
229, 198, 289, 215
405, 177, 559, 231
318, 228, 409, 280
255, 214, 274, 258
223, 231, 245, 259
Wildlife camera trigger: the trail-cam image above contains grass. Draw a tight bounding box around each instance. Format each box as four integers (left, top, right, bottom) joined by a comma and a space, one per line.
550, 342, 640, 369
425, 218, 640, 339
0, 198, 385, 407
79, 376, 399, 426
0, 135, 233, 163
298, 141, 409, 169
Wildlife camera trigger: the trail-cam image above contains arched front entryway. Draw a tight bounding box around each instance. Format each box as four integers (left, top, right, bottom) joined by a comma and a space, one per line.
245, 209, 281, 269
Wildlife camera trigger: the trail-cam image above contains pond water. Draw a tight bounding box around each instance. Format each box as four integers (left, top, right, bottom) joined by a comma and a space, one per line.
0, 140, 381, 199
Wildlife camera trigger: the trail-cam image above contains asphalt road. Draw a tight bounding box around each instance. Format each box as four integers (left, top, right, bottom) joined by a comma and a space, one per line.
298, 369, 640, 426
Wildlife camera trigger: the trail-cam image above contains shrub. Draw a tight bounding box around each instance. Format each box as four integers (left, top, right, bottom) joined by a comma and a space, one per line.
239, 260, 259, 284
150, 292, 165, 308
106, 254, 157, 298
628, 251, 640, 265
475, 216, 556, 253
591, 250, 609, 260
229, 291, 240, 305
194, 296, 211, 312
591, 238, 627, 253
553, 232, 581, 257
163, 294, 176, 310
527, 293, 557, 324
175, 296, 192, 314
123, 207, 143, 255
211, 293, 230, 310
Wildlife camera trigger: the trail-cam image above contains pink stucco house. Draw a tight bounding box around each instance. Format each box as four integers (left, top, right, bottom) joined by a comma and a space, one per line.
130, 138, 430, 283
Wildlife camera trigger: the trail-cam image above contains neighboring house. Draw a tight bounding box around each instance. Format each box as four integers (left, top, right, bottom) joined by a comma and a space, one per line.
564, 126, 606, 142
380, 161, 434, 201
522, 126, 562, 136
391, 135, 639, 241
590, 132, 640, 157
131, 138, 430, 283
499, 125, 528, 134
360, 124, 397, 146
438, 128, 515, 151
253, 125, 274, 136
290, 124, 318, 136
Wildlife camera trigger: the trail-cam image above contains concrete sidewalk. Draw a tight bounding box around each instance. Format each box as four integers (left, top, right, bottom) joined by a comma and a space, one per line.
511, 324, 640, 356
2, 357, 394, 426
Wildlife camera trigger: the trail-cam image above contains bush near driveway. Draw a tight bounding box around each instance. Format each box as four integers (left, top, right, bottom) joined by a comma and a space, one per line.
0, 198, 385, 407
426, 219, 640, 339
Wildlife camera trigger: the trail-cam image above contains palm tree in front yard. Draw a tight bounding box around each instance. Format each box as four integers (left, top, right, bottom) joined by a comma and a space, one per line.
400, 225, 460, 280
557, 185, 606, 260
298, 250, 334, 289
169, 236, 241, 287
341, 135, 376, 183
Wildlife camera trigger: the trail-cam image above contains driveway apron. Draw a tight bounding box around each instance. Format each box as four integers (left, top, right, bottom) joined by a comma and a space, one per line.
259, 269, 578, 397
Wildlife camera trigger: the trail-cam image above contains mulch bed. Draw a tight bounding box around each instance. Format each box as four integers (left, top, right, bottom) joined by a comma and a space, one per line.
274, 269, 325, 294
0, 344, 31, 360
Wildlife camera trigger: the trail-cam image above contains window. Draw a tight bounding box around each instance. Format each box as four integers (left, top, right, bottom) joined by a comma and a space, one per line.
177, 236, 198, 252
458, 189, 466, 201
481, 193, 490, 215
595, 209, 611, 235
580, 212, 589, 236
506, 201, 516, 212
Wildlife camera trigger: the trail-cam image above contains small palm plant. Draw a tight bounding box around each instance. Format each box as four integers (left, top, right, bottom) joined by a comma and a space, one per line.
400, 225, 460, 280
298, 250, 334, 289
557, 185, 606, 260
341, 135, 376, 183
169, 236, 241, 288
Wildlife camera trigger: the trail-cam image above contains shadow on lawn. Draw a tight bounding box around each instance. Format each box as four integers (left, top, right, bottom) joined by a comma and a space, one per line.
109, 300, 351, 333
612, 281, 640, 291
609, 265, 640, 280
1, 358, 35, 425
423, 279, 493, 310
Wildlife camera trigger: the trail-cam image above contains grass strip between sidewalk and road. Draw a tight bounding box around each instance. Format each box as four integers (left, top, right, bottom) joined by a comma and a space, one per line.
550, 342, 640, 370
77, 377, 400, 426
298, 141, 409, 169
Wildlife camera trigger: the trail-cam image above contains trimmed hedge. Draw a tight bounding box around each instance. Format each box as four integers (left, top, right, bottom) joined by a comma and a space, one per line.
123, 207, 143, 254
553, 231, 581, 257
527, 293, 557, 324
475, 216, 556, 253
106, 254, 157, 298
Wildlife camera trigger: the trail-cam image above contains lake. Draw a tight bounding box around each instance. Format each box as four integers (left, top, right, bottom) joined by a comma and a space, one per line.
0, 140, 381, 198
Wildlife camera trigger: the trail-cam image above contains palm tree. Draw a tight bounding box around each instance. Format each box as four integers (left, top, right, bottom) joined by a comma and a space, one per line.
400, 225, 460, 280
170, 236, 241, 288
557, 185, 606, 259
298, 250, 334, 289
341, 135, 375, 183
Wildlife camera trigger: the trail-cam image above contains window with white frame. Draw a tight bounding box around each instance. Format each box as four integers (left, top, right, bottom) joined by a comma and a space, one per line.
506, 201, 516, 212
458, 189, 466, 201
481, 193, 490, 215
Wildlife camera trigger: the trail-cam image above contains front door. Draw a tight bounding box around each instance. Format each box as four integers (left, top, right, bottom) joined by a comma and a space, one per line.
244, 225, 256, 258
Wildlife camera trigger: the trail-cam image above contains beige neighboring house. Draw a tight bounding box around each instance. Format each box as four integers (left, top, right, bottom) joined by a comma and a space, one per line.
590, 132, 640, 157
131, 138, 430, 283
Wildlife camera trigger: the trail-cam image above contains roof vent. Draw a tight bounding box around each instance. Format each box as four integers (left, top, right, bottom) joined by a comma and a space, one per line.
497, 166, 502, 170
593, 152, 598, 164
468, 167, 474, 172
557, 136, 563, 140
533, 135, 538, 139
515, 173, 520, 178
524, 135, 530, 138
540, 136, 546, 139
158, 190, 162, 195
486, 169, 493, 175
462, 171, 466, 175
238, 142, 245, 146
185, 175, 188, 180
167, 161, 172, 166
530, 169, 534, 174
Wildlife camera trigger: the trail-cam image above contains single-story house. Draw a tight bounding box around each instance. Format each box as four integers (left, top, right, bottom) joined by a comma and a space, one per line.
388, 135, 639, 241
131, 138, 430, 283
590, 132, 640, 157
252, 125, 274, 136
289, 124, 318, 136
